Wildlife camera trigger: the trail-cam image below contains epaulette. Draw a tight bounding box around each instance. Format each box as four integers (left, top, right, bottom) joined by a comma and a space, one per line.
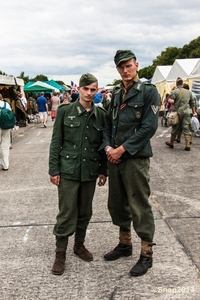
58, 102, 71, 108
96, 105, 106, 112
143, 81, 156, 88
113, 85, 121, 94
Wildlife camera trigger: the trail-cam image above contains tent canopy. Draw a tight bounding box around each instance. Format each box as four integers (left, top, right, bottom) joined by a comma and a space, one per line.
45, 80, 66, 92
24, 81, 60, 93
24, 85, 54, 93
166, 58, 200, 82
151, 66, 172, 84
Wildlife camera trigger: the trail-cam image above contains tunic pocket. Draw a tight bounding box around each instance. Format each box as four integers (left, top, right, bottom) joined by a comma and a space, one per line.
59, 152, 78, 175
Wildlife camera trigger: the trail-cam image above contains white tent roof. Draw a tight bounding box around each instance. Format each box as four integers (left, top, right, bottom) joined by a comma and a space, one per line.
166, 58, 200, 82
151, 66, 172, 84
30, 81, 60, 92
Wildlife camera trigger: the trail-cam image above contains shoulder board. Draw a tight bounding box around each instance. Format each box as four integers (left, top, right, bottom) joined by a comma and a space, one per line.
96, 105, 106, 112
143, 81, 156, 88
58, 102, 71, 108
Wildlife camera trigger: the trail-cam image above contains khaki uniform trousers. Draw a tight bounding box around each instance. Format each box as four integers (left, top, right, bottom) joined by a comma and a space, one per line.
108, 158, 155, 242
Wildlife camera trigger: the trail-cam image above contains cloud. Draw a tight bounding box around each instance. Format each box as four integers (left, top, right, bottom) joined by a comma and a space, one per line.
0, 0, 200, 86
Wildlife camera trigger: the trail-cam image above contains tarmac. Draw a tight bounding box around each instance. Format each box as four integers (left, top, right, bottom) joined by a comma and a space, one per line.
0, 118, 200, 300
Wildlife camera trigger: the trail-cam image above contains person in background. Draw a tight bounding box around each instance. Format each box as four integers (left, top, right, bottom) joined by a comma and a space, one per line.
94, 91, 103, 107
70, 90, 79, 102
36, 92, 48, 128
165, 77, 196, 151
174, 83, 198, 143
50, 92, 60, 121
0, 93, 12, 170
49, 73, 107, 276
63, 91, 71, 103
100, 50, 160, 277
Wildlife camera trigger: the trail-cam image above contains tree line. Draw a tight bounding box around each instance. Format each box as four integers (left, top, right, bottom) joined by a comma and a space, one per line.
1, 36, 200, 86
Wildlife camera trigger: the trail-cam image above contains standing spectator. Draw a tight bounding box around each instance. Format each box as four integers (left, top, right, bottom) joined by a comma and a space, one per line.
0, 94, 12, 171
70, 90, 79, 102
49, 73, 107, 275
94, 91, 103, 107
63, 91, 71, 103
19, 92, 27, 111
36, 92, 48, 128
165, 77, 196, 151
50, 92, 60, 121
100, 50, 160, 276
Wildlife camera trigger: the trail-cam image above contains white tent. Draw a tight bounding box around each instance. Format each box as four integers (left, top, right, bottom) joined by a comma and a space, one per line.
165, 58, 200, 91
151, 66, 172, 103
151, 66, 172, 84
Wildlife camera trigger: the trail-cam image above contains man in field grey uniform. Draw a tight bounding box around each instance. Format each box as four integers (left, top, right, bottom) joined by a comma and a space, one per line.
100, 50, 160, 276
49, 73, 107, 275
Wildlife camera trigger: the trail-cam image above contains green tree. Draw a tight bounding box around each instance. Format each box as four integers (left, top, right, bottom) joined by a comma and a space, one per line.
152, 46, 180, 67
138, 65, 156, 80
30, 74, 49, 82
17, 71, 29, 84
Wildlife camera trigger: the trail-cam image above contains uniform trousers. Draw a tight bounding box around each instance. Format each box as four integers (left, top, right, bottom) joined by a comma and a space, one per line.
171, 112, 192, 136
53, 177, 96, 251
108, 158, 155, 242
0, 128, 11, 169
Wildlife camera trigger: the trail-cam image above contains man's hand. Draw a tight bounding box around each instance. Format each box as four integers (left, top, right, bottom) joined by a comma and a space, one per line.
50, 175, 60, 186
105, 145, 126, 164
98, 175, 107, 186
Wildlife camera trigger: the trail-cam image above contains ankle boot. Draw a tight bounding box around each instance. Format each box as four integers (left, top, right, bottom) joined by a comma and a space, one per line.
165, 134, 176, 148
175, 131, 182, 143
52, 251, 66, 275
73, 241, 93, 261
184, 135, 191, 151
130, 240, 156, 276
104, 230, 132, 261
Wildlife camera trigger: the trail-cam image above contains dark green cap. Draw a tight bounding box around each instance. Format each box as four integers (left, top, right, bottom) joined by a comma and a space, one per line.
79, 73, 98, 87
114, 50, 136, 66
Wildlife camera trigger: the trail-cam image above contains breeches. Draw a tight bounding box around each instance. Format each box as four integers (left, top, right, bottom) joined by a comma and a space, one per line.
108, 158, 155, 242
171, 113, 192, 136
53, 178, 96, 242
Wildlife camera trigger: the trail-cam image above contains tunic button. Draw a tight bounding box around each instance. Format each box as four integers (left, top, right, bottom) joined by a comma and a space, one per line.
84, 148, 87, 150
70, 124, 73, 127
85, 137, 88, 139
66, 155, 69, 158
83, 159, 86, 161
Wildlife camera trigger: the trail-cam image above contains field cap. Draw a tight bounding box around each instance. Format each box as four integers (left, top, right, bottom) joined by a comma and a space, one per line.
114, 50, 136, 66
79, 73, 98, 87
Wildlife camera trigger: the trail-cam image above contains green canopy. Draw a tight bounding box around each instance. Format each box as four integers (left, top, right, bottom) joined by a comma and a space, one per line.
24, 85, 54, 93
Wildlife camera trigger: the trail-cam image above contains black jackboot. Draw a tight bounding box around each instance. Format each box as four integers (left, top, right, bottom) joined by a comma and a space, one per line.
104, 230, 132, 261
130, 240, 156, 276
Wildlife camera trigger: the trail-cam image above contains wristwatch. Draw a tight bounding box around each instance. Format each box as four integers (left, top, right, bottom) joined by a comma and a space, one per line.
105, 146, 112, 155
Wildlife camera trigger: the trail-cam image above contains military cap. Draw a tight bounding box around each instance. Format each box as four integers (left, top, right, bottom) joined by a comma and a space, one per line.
114, 50, 136, 66
79, 73, 98, 87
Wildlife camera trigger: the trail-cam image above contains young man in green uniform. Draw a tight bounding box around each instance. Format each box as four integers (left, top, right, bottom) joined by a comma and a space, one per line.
49, 73, 107, 275
100, 50, 160, 276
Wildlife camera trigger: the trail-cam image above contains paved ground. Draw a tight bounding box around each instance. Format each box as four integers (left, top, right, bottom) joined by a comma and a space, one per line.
0, 117, 200, 299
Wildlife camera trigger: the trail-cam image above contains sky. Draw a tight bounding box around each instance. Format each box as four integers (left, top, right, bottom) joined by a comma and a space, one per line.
0, 0, 200, 88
